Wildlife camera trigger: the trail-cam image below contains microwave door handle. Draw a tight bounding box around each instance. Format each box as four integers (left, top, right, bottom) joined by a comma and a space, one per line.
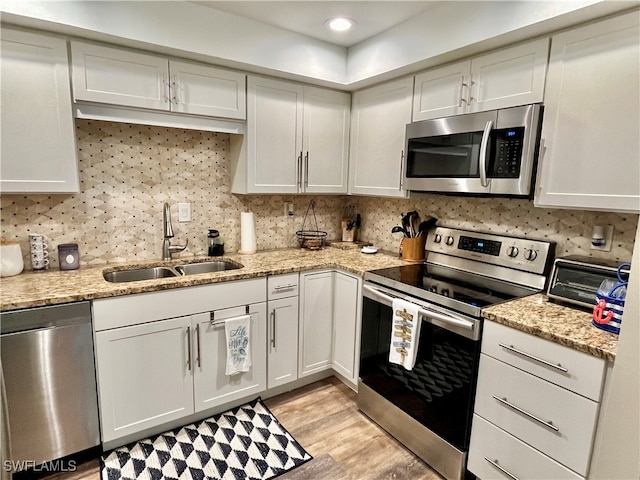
479, 120, 493, 187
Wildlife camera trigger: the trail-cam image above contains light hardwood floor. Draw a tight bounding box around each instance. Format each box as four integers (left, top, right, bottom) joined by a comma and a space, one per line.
28, 377, 441, 480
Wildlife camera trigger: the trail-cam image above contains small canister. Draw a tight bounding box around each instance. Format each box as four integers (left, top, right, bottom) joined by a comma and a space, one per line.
58, 243, 80, 270
207, 229, 224, 256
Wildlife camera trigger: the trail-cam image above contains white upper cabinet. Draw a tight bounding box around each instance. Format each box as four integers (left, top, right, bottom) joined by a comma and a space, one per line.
240, 76, 349, 194
535, 11, 640, 213
349, 77, 413, 197
71, 41, 246, 119
168, 60, 246, 119
1, 29, 79, 193
413, 38, 549, 121
302, 86, 350, 194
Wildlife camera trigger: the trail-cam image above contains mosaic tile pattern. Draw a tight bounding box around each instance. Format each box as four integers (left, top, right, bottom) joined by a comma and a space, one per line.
0, 120, 636, 268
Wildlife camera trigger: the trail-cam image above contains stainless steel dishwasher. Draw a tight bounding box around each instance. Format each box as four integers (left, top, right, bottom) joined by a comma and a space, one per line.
0, 301, 100, 470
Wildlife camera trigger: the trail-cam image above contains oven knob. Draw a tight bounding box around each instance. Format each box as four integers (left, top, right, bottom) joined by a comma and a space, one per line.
441, 288, 450, 297
429, 285, 438, 293
433, 233, 442, 243
524, 248, 538, 261
445, 236, 455, 246
507, 246, 519, 258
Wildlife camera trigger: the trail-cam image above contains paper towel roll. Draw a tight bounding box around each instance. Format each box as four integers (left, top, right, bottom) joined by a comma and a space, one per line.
239, 211, 257, 254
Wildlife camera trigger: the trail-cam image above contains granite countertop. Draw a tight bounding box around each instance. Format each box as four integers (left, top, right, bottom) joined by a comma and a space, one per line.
1, 247, 618, 361
482, 293, 618, 361
0, 246, 405, 311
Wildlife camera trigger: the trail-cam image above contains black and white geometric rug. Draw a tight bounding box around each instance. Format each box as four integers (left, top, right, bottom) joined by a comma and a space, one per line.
101, 398, 312, 480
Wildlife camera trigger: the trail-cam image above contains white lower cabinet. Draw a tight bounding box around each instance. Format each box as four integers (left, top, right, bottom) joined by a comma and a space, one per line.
468, 415, 582, 480
299, 270, 334, 377
331, 271, 361, 383
468, 321, 607, 479
95, 316, 195, 443
193, 304, 267, 411
93, 279, 267, 444
267, 273, 300, 388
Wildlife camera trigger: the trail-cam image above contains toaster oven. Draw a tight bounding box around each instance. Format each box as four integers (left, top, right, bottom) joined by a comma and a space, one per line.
547, 256, 630, 309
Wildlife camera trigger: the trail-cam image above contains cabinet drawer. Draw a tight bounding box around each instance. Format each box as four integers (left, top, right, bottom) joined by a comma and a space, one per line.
474, 354, 598, 476
268, 273, 299, 300
481, 320, 606, 401
469, 415, 582, 480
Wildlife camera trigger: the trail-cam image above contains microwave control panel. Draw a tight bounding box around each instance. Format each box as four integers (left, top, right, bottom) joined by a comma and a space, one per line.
490, 127, 524, 178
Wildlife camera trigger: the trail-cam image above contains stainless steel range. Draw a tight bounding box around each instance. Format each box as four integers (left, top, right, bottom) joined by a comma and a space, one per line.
358, 227, 554, 480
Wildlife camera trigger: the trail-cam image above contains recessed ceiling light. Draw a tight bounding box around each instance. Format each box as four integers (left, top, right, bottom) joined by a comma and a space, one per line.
325, 17, 356, 32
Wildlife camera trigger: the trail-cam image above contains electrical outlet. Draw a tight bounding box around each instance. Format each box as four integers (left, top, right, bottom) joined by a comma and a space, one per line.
177, 203, 191, 222
590, 225, 613, 252
284, 203, 294, 217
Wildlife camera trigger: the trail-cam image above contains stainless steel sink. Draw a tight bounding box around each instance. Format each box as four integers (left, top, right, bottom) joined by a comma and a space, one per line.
103, 267, 179, 283
175, 260, 242, 275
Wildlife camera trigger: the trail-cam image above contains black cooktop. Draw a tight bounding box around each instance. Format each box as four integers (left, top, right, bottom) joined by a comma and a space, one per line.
365, 263, 538, 313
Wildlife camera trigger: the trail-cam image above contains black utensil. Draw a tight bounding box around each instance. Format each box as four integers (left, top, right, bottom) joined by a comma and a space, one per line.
392, 225, 409, 237
417, 217, 438, 236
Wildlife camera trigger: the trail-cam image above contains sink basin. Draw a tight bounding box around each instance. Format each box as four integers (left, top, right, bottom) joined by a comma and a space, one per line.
103, 267, 179, 283
175, 260, 242, 275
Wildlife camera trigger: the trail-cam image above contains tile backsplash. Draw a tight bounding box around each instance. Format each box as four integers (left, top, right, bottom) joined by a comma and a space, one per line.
1, 121, 637, 268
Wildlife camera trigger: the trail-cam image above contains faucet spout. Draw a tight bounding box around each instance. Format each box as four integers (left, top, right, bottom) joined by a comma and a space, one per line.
163, 202, 174, 238
162, 203, 187, 260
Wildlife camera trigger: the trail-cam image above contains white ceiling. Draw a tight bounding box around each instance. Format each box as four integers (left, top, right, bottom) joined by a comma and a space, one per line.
191, 1, 440, 47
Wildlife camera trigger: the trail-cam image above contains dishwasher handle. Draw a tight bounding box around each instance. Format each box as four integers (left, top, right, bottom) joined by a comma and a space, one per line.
0, 301, 91, 335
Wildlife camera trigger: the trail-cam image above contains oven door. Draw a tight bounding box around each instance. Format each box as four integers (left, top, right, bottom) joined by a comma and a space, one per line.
359, 283, 482, 452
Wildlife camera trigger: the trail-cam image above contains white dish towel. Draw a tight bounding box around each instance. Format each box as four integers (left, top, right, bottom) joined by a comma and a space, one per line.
389, 297, 422, 371
225, 314, 252, 376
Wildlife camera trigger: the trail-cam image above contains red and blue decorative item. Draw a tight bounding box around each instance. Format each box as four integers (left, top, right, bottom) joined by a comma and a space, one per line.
592, 262, 630, 335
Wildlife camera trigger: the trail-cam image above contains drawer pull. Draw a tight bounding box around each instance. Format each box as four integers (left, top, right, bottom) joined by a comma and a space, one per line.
493, 395, 560, 432
498, 343, 568, 373
274, 284, 297, 291
484, 457, 520, 480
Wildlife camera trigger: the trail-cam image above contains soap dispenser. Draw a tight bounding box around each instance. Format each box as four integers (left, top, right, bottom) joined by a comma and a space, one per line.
207, 229, 224, 256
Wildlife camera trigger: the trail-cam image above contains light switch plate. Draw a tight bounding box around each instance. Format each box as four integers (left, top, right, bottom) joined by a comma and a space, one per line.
178, 203, 191, 222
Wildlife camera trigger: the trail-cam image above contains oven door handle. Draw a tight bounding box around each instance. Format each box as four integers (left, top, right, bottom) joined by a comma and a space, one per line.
362, 284, 475, 331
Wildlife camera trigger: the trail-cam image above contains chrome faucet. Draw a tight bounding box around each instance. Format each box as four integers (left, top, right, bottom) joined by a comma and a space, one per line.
162, 203, 187, 260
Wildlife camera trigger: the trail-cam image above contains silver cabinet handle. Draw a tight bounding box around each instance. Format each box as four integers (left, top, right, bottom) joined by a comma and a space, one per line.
162, 72, 169, 104
271, 309, 277, 349
493, 395, 559, 432
186, 325, 192, 371
304, 151, 309, 188
297, 151, 303, 189
195, 323, 201, 368
484, 457, 520, 480
498, 343, 568, 373
274, 284, 296, 291
171, 74, 180, 105
399, 149, 405, 190
459, 77, 468, 106
479, 120, 493, 187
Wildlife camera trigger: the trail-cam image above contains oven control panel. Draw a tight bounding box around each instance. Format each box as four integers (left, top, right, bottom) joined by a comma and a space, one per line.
426, 227, 553, 275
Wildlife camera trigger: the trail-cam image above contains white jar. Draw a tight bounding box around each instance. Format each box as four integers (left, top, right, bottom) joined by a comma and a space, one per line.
0, 242, 24, 277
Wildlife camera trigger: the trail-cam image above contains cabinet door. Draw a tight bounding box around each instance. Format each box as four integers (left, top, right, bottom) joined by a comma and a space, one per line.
349, 77, 412, 197
71, 41, 170, 110
246, 76, 303, 193
331, 271, 361, 383
267, 297, 299, 388
470, 38, 549, 113
299, 271, 334, 376
193, 304, 267, 412
1, 29, 78, 193
169, 61, 246, 119
95, 316, 194, 443
535, 12, 640, 213
302, 87, 350, 193
412, 61, 469, 121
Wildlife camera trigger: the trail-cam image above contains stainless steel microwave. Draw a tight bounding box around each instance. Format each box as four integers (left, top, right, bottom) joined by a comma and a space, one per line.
403, 104, 543, 197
